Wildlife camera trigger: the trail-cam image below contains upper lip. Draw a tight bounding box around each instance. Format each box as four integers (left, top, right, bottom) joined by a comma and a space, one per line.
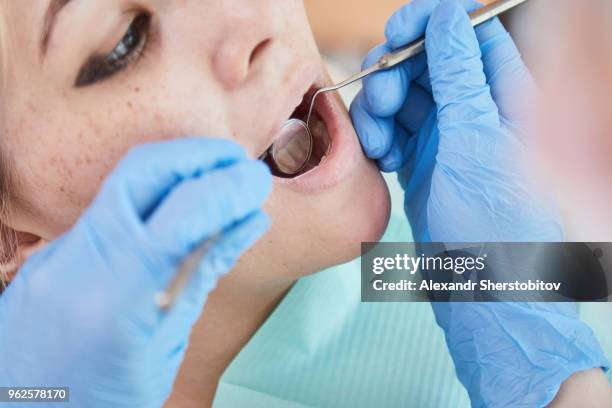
257, 64, 323, 158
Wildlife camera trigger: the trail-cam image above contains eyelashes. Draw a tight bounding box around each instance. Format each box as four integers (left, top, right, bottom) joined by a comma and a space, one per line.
74, 13, 151, 87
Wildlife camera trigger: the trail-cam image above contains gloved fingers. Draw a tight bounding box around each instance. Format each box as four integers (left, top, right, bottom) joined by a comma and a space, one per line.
360, 49, 429, 125
350, 90, 396, 159
362, 0, 483, 121
352, 82, 433, 169
376, 84, 433, 172
146, 159, 272, 260
475, 18, 537, 128
102, 137, 248, 219
399, 109, 439, 239
377, 135, 403, 173
426, 0, 500, 134
382, 0, 489, 97
381, 90, 436, 172
378, 125, 413, 172
385, 0, 482, 48
163, 211, 270, 327
414, 67, 432, 95
396, 82, 436, 134
361, 43, 416, 118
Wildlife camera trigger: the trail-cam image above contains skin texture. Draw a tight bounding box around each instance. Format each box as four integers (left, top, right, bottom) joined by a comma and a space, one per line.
0, 0, 390, 405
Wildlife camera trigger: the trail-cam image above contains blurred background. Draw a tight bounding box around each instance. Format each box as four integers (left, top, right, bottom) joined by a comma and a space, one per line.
305, 0, 499, 52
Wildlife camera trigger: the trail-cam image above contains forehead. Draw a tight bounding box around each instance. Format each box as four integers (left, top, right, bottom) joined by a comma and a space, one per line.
0, 0, 52, 91
0, 0, 43, 57
0, 1, 46, 133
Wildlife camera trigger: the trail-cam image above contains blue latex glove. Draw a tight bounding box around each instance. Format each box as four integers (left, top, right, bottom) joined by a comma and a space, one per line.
0, 138, 272, 407
351, 0, 609, 406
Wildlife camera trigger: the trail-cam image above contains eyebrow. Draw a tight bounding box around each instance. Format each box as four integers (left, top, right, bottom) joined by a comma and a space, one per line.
41, 0, 73, 56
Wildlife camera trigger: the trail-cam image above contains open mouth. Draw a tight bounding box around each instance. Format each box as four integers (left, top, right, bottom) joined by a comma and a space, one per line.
260, 85, 332, 178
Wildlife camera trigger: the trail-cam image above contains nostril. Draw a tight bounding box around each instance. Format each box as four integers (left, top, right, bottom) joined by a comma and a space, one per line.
249, 38, 272, 67
214, 37, 273, 90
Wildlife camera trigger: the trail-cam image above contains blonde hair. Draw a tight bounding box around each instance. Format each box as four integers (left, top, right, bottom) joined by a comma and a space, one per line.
0, 159, 17, 292
0, 4, 17, 291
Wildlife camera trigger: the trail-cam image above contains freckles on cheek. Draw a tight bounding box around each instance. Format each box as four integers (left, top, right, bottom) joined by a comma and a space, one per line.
35, 106, 133, 211
31, 79, 225, 225
37, 132, 106, 208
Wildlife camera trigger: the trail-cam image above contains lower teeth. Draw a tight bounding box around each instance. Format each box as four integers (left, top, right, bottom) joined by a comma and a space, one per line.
306, 117, 331, 167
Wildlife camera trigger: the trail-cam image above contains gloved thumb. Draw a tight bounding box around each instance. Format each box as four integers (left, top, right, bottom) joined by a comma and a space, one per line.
425, 0, 500, 134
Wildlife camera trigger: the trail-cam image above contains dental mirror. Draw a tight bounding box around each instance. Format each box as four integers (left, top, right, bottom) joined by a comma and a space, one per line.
265, 119, 313, 176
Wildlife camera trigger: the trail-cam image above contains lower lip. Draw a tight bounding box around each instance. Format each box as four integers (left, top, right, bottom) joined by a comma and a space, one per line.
273, 91, 359, 193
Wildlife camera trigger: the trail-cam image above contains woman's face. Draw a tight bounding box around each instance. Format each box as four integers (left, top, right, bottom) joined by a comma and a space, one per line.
0, 0, 390, 277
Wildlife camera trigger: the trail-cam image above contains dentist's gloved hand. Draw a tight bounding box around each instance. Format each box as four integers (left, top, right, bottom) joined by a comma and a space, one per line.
351, 0, 609, 406
352, 0, 561, 243
0, 138, 272, 408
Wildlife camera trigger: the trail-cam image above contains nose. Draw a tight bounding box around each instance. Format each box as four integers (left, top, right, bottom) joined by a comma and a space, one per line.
212, 7, 277, 90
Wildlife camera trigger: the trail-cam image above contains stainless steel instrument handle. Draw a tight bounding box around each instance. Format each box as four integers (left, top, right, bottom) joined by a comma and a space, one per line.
378, 0, 528, 70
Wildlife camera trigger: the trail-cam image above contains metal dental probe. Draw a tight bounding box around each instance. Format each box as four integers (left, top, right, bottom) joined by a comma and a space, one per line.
305, 0, 528, 128
156, 232, 222, 310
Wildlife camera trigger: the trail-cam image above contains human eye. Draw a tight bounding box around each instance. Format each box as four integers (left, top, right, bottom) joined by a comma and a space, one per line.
75, 13, 151, 87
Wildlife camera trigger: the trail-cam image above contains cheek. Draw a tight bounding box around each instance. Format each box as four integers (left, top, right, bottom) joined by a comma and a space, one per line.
11, 83, 230, 236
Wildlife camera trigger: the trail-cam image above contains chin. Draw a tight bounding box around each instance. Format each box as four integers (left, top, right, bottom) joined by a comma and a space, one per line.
317, 157, 391, 267
256, 156, 390, 280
